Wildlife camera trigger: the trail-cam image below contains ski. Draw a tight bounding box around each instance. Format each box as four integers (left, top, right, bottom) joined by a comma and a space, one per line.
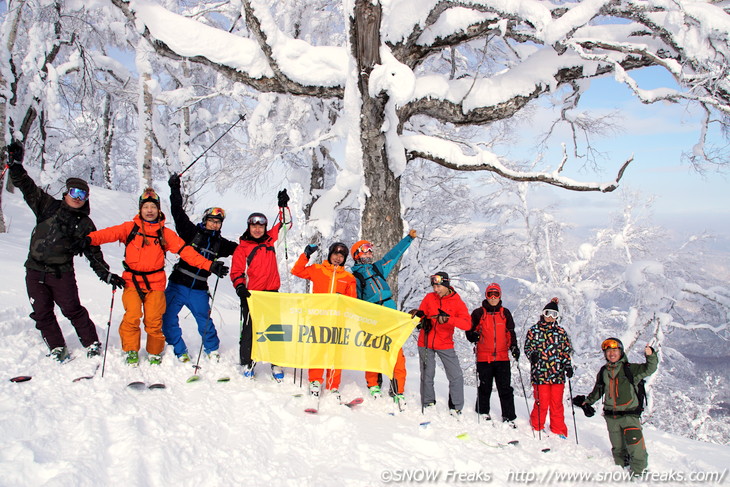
478, 439, 520, 449
10, 376, 32, 383
217, 377, 230, 382
187, 374, 230, 383
343, 397, 364, 408
73, 364, 100, 382
127, 381, 146, 390
304, 407, 318, 414
148, 383, 166, 390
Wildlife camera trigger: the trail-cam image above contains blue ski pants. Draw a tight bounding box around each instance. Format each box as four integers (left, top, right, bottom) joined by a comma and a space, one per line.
162, 282, 219, 356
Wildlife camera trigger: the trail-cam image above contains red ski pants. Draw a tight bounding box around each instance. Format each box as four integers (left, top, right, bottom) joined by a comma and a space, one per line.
530, 383, 568, 437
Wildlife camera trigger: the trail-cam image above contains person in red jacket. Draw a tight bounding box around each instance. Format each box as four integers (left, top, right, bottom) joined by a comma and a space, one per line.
466, 283, 519, 426
85, 188, 228, 366
291, 242, 356, 401
230, 190, 291, 380
411, 272, 471, 416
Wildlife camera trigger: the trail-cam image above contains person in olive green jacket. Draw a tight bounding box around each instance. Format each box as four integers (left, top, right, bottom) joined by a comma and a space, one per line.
573, 337, 658, 478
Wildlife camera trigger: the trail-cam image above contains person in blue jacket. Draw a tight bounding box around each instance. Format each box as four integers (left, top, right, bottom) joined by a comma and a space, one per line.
350, 229, 417, 408
161, 174, 238, 362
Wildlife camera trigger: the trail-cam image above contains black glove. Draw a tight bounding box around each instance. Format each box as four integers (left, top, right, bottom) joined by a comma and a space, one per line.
408, 309, 425, 319
6, 141, 24, 165
168, 173, 181, 189
565, 365, 574, 378
530, 352, 539, 365
104, 273, 126, 290
304, 244, 318, 258
209, 261, 229, 278
572, 396, 594, 417
436, 308, 450, 324
465, 329, 480, 343
70, 236, 91, 256
236, 284, 251, 300
277, 189, 289, 208
510, 345, 520, 360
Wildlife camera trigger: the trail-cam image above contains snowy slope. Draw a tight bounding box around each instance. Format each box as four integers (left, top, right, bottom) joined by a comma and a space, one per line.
1, 185, 728, 487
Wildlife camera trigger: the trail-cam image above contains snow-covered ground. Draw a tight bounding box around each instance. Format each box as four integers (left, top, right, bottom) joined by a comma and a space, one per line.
1, 184, 728, 487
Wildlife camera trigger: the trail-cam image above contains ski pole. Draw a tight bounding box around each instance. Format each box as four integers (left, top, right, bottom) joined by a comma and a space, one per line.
191, 276, 220, 375
515, 361, 535, 438
474, 345, 480, 424
101, 288, 116, 378
536, 384, 542, 441
568, 376, 579, 444
179, 114, 246, 177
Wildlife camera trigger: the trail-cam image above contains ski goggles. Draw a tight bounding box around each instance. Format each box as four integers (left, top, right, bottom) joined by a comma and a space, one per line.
68, 187, 89, 201
542, 309, 559, 319
357, 242, 373, 254
486, 291, 500, 298
430, 274, 447, 286
248, 215, 268, 225
204, 207, 226, 221
601, 339, 621, 351
139, 189, 160, 205
331, 245, 348, 256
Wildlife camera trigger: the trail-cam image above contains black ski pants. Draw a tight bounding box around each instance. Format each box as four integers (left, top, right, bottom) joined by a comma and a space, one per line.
25, 268, 99, 350
476, 360, 516, 421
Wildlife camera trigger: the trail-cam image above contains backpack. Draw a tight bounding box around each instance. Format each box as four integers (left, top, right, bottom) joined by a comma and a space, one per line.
596, 362, 648, 415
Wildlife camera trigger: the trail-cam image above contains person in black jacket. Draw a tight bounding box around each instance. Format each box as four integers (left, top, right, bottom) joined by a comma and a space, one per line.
161, 174, 238, 362
5, 142, 123, 362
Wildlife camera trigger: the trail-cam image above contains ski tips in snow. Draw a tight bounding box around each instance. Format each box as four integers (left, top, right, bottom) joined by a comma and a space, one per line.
127, 381, 146, 390
10, 376, 32, 383
343, 397, 364, 408
186, 375, 201, 383
148, 383, 166, 390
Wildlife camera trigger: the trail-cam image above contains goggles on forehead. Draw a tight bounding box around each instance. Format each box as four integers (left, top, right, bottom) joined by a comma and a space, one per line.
486, 291, 500, 298
204, 207, 226, 220
139, 189, 160, 203
542, 309, 559, 319
358, 242, 373, 254
430, 275, 446, 286
68, 187, 89, 201
331, 245, 348, 256
601, 339, 621, 351
248, 215, 267, 225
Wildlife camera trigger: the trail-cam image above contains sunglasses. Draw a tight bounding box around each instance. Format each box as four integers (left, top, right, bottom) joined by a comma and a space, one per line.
601, 339, 621, 351
357, 243, 373, 254
542, 309, 559, 319
248, 215, 267, 225
486, 291, 500, 298
205, 207, 226, 220
68, 187, 89, 201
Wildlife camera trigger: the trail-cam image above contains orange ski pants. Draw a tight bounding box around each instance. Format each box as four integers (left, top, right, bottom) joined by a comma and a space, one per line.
120, 288, 167, 355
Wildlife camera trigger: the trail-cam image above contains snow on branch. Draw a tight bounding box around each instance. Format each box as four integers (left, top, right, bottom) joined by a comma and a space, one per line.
402, 134, 632, 192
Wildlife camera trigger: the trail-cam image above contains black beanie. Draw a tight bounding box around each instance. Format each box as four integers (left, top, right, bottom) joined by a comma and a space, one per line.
66, 177, 89, 194
543, 297, 560, 312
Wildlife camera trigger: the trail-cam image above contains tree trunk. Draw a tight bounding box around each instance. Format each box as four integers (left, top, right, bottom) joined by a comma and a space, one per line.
140, 71, 154, 188
102, 93, 114, 188
352, 0, 404, 296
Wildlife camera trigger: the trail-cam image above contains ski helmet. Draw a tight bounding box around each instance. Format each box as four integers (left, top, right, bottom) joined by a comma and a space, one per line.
247, 212, 268, 227
601, 337, 624, 358
328, 242, 349, 264
485, 283, 501, 299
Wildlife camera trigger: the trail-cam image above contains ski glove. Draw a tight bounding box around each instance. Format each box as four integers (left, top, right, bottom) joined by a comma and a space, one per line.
168, 173, 181, 189
236, 284, 251, 300
510, 345, 520, 360
572, 395, 595, 417
465, 329, 480, 343
71, 236, 92, 256
304, 244, 318, 258
408, 309, 425, 319
104, 273, 125, 290
565, 365, 574, 378
436, 308, 450, 324
277, 189, 289, 208
209, 261, 229, 278
6, 141, 24, 165
529, 352, 539, 365
418, 318, 432, 332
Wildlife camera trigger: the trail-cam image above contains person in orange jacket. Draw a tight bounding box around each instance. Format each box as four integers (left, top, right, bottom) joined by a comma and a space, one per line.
83, 188, 229, 366
291, 241, 356, 401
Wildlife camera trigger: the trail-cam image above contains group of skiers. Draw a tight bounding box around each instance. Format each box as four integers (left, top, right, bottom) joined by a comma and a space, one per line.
5, 141, 658, 478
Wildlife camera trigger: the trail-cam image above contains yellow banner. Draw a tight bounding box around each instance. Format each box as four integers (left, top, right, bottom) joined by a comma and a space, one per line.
248, 291, 418, 376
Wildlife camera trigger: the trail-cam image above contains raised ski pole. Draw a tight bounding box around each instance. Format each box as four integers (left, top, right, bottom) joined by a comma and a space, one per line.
188, 276, 221, 382
178, 114, 246, 177
101, 288, 116, 378
515, 361, 535, 438
568, 375, 579, 444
